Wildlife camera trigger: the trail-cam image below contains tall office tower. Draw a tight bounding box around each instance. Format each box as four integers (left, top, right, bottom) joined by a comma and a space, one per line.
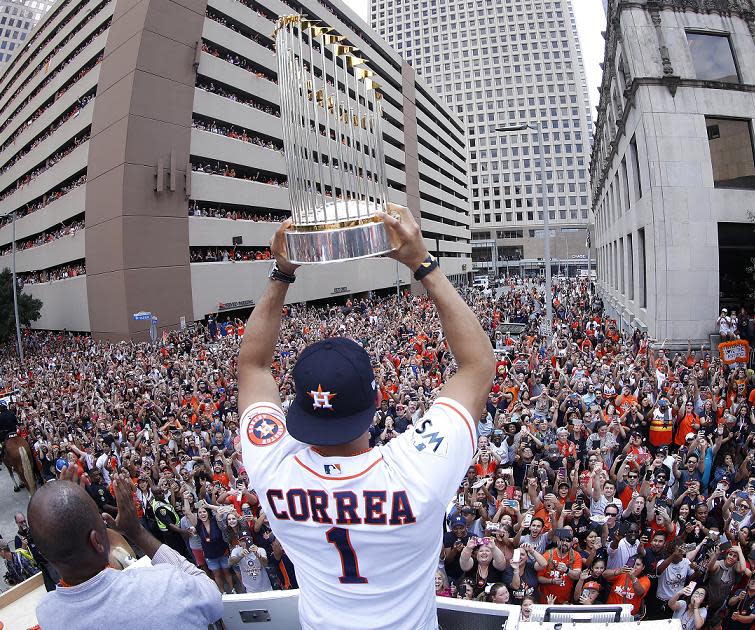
0, 0, 469, 340
372, 0, 595, 278
0, 0, 55, 65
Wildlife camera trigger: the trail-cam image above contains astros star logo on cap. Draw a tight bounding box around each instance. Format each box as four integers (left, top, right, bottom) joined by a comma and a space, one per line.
308, 384, 336, 409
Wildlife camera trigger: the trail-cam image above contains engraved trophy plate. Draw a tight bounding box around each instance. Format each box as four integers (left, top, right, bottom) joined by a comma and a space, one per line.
274, 15, 393, 264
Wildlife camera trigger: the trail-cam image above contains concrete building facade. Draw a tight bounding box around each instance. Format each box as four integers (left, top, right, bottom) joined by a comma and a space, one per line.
0, 0, 471, 340
591, 0, 755, 346
371, 0, 595, 278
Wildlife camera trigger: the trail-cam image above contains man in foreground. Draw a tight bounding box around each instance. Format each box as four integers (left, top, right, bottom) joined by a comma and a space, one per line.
238, 205, 495, 629
27, 467, 222, 629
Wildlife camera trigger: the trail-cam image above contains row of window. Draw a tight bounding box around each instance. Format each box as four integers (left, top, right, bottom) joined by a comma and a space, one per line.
593, 30, 743, 186
599, 229, 647, 309
473, 208, 589, 224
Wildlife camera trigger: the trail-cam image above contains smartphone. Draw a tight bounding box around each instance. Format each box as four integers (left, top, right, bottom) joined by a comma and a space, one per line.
558, 467, 567, 477
512, 549, 521, 564
504, 499, 519, 509
738, 491, 749, 499
522, 514, 533, 528
457, 493, 465, 506
687, 581, 697, 592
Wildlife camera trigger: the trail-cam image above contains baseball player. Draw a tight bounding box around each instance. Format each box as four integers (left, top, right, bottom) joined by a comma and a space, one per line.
238, 205, 495, 630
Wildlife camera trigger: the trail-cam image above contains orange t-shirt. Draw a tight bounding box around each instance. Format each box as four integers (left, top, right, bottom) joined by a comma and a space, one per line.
607, 573, 650, 615
537, 548, 582, 603
675, 413, 698, 446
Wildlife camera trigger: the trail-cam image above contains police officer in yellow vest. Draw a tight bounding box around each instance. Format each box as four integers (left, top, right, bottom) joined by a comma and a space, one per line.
149, 496, 193, 561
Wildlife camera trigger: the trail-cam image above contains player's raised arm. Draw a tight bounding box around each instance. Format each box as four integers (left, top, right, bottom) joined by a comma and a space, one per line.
238, 220, 298, 412
380, 205, 495, 422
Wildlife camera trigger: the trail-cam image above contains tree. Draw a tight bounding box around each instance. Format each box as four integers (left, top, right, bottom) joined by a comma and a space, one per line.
0, 268, 42, 344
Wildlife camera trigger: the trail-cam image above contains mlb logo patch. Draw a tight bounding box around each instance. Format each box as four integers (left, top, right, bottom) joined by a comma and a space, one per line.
323, 464, 342, 476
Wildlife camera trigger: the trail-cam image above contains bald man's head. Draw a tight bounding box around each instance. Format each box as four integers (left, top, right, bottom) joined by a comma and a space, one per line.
28, 480, 109, 581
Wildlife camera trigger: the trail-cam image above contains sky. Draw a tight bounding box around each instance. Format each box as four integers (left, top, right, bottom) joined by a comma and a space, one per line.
342, 0, 608, 118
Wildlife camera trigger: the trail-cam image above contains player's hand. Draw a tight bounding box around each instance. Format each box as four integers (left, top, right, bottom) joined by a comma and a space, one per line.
377, 204, 430, 271
102, 473, 142, 540
270, 218, 299, 276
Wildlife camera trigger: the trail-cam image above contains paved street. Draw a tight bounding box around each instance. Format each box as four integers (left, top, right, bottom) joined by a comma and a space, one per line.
0, 463, 34, 592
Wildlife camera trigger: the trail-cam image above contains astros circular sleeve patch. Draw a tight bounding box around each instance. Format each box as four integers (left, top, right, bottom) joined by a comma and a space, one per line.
246, 413, 287, 447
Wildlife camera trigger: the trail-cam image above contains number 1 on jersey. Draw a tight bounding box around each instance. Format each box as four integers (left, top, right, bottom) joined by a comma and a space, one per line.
325, 527, 368, 584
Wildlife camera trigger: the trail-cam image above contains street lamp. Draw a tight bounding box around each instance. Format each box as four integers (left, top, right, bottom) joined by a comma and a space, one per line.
496, 123, 552, 334
11, 210, 23, 364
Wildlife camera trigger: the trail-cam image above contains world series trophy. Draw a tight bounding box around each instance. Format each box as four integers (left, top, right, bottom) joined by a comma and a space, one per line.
274, 15, 394, 264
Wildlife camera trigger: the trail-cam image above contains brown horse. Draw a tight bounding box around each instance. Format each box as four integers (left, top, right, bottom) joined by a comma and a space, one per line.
3, 435, 37, 495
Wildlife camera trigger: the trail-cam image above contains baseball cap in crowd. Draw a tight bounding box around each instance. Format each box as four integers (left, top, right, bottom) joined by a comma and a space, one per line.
554, 528, 573, 541
556, 427, 569, 436
583, 581, 601, 592
286, 338, 377, 446
450, 515, 466, 528
685, 432, 696, 442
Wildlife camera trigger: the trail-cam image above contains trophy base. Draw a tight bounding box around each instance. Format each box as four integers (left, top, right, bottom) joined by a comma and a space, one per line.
285, 218, 394, 264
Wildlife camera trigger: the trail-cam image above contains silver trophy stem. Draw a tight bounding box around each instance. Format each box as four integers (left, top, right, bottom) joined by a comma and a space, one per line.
361, 79, 379, 215
331, 50, 358, 210
341, 61, 368, 219
277, 29, 301, 222
363, 80, 387, 212
306, 28, 336, 211
297, 23, 325, 220
372, 93, 389, 210
293, 24, 318, 223
320, 33, 348, 219
285, 28, 308, 223
352, 69, 377, 215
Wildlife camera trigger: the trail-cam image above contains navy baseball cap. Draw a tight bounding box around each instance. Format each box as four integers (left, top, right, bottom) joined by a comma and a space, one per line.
286, 338, 377, 446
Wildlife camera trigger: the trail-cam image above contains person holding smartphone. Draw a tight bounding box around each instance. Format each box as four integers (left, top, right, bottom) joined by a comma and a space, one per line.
229, 535, 272, 594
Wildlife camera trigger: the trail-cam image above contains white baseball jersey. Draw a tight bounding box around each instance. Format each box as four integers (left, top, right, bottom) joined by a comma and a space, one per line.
240, 396, 476, 630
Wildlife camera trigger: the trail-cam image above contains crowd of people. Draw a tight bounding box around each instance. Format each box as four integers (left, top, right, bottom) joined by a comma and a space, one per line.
189, 247, 272, 263
205, 8, 275, 53
0, 95, 94, 180
199, 42, 278, 85
0, 173, 89, 231
0, 131, 89, 206
18, 260, 85, 285
190, 160, 287, 187
0, 276, 753, 629
188, 201, 288, 223
0, 13, 108, 141
191, 118, 283, 153
195, 78, 280, 118
0, 0, 106, 130
0, 218, 84, 257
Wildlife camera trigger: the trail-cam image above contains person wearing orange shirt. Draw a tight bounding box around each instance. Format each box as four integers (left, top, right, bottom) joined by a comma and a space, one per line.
536, 529, 583, 603
675, 401, 699, 447
605, 555, 650, 616
616, 386, 638, 413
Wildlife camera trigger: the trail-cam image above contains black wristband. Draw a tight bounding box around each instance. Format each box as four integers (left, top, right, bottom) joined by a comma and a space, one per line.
269, 261, 296, 284
413, 255, 438, 281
